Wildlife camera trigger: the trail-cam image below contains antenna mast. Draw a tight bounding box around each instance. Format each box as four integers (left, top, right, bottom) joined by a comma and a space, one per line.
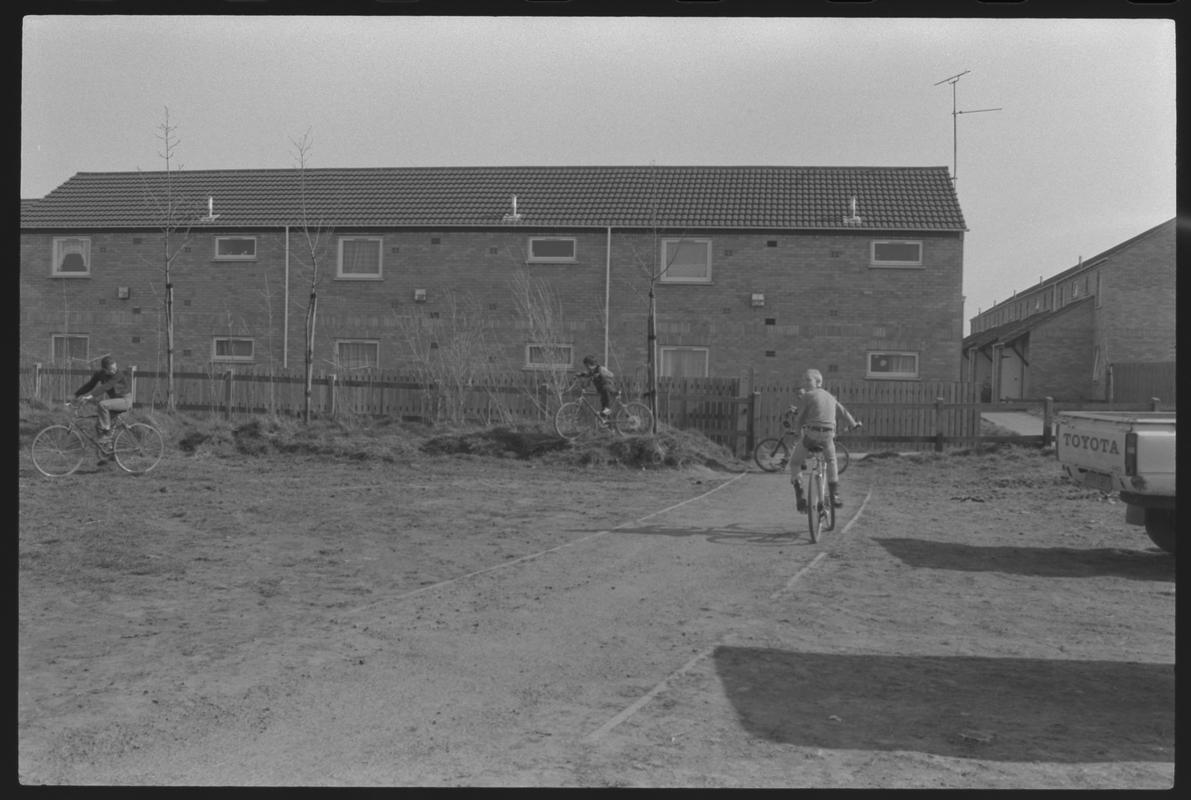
934, 70, 1002, 185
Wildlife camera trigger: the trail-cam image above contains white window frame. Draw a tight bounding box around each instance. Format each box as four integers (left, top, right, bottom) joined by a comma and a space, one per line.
659, 346, 710, 378
212, 337, 255, 363
337, 236, 384, 280
524, 343, 574, 370
659, 239, 713, 284
527, 237, 577, 263
870, 240, 923, 268
214, 236, 258, 261
866, 351, 919, 380
51, 333, 89, 365
335, 339, 380, 371
51, 237, 91, 277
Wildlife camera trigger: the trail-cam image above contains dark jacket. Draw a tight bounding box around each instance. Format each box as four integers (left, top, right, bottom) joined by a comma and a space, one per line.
75, 368, 130, 399
579, 364, 615, 392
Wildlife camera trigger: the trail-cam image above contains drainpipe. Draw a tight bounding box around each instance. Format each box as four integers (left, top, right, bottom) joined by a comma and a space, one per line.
283, 225, 290, 368
604, 226, 611, 365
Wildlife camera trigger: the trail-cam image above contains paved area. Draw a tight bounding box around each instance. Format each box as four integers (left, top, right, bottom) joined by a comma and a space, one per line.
981, 411, 1044, 436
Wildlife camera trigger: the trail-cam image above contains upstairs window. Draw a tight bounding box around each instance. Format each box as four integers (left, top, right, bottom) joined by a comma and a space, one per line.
212, 337, 254, 363
524, 343, 573, 370
867, 351, 919, 379
336, 340, 380, 370
660, 239, 712, 283
214, 236, 257, 261
51, 334, 89, 365
528, 237, 577, 263
52, 237, 91, 276
870, 240, 923, 268
338, 237, 383, 279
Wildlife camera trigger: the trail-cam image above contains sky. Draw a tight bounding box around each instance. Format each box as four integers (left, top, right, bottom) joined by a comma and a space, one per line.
20, 14, 1176, 335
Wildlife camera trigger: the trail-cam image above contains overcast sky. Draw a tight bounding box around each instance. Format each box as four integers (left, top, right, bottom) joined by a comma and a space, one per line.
21, 15, 1176, 334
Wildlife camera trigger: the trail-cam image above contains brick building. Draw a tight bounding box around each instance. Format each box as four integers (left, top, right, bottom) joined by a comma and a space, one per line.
962, 218, 1175, 402
21, 166, 966, 385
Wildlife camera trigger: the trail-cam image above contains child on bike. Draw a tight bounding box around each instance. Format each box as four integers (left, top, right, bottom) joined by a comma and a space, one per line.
74, 355, 132, 453
788, 368, 861, 510
576, 355, 616, 422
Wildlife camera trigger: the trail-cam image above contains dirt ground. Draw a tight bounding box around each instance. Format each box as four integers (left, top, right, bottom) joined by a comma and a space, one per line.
17, 417, 1175, 788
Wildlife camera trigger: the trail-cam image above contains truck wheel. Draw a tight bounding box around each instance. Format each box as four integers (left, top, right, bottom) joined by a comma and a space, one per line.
1144, 508, 1176, 554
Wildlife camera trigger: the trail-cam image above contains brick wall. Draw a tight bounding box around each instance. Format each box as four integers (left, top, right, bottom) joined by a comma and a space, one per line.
1096, 224, 1177, 365
1029, 300, 1096, 401
21, 227, 964, 384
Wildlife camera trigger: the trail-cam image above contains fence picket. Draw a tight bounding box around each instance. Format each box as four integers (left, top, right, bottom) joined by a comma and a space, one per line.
20, 362, 1171, 456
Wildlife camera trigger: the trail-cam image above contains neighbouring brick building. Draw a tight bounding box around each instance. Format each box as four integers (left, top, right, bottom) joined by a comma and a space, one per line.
962, 218, 1176, 402
21, 166, 967, 385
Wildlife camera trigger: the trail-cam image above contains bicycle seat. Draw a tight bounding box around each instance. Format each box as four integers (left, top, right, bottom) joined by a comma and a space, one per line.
806, 443, 825, 453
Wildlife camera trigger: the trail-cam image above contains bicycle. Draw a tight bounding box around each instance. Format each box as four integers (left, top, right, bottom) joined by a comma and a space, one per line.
30, 399, 165, 477
754, 412, 851, 474
554, 380, 654, 441
799, 441, 835, 543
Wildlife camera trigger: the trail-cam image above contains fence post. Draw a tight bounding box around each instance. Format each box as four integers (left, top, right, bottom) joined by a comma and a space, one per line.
130, 365, 137, 406
34, 362, 42, 402
745, 390, 758, 455
934, 397, 945, 452
224, 370, 234, 420
329, 373, 337, 418
1042, 396, 1054, 448
1150, 396, 1160, 412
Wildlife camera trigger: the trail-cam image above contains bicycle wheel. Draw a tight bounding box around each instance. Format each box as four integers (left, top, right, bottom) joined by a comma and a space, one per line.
554, 401, 593, 441
613, 402, 653, 435
113, 423, 164, 474
835, 440, 850, 475
806, 466, 822, 543
754, 438, 790, 472
31, 425, 87, 477
825, 476, 837, 531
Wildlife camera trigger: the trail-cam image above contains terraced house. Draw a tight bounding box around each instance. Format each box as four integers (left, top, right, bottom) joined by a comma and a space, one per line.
962, 218, 1176, 403
20, 165, 967, 386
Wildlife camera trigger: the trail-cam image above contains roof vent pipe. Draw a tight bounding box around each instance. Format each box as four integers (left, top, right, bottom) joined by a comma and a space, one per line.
502, 194, 523, 223
843, 195, 862, 225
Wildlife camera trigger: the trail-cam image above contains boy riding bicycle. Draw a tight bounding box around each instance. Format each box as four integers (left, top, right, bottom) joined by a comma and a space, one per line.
788, 368, 861, 510
74, 355, 132, 461
575, 355, 616, 422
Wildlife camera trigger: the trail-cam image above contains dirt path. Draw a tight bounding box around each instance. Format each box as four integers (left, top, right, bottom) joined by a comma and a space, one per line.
18, 449, 1174, 787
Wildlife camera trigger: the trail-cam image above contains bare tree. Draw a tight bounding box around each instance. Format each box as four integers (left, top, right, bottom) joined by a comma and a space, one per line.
393, 292, 498, 425
289, 130, 332, 424
139, 107, 206, 411
622, 163, 695, 432
508, 267, 576, 416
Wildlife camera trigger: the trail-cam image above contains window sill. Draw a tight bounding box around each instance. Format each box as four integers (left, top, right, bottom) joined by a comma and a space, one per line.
335, 275, 384, 281
51, 272, 91, 279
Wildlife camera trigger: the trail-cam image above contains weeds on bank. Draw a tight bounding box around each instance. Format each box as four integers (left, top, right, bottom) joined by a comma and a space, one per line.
20, 402, 1056, 474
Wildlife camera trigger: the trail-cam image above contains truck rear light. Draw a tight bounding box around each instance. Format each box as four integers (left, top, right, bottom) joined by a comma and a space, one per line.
1124, 431, 1137, 476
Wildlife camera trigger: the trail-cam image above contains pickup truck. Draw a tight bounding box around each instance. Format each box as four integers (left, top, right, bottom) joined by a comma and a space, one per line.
1055, 411, 1176, 554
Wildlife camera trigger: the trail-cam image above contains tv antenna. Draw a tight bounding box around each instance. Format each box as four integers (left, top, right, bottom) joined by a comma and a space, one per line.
934, 70, 1002, 185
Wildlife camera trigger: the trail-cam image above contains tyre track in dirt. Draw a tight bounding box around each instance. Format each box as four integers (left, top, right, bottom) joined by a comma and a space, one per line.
48, 470, 849, 786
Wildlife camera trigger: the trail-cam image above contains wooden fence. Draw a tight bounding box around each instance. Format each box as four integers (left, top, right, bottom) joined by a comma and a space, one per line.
1109, 361, 1176, 405
19, 363, 1174, 458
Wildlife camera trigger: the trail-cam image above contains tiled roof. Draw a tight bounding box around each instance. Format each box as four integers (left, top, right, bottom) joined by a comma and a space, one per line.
21, 165, 967, 232
973, 218, 1176, 320
963, 295, 1094, 351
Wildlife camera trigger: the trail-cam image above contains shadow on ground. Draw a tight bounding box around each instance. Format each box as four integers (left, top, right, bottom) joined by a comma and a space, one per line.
874, 538, 1175, 581
606, 523, 819, 547
714, 646, 1174, 763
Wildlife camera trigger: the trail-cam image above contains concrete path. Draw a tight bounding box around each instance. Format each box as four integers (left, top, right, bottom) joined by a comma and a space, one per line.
981, 411, 1044, 436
